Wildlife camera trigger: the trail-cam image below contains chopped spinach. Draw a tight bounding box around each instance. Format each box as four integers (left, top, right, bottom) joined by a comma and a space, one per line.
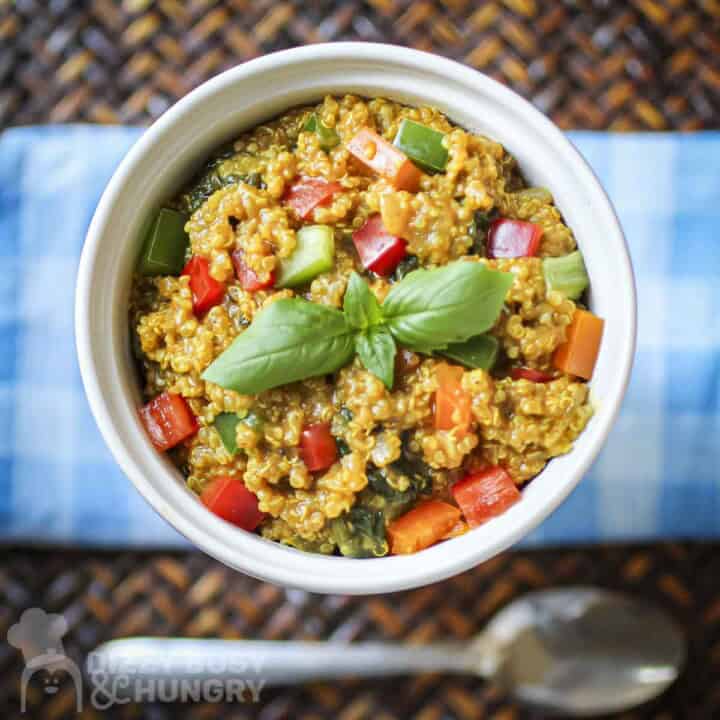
336, 438, 351, 457
469, 208, 498, 257
331, 507, 388, 558
179, 158, 266, 215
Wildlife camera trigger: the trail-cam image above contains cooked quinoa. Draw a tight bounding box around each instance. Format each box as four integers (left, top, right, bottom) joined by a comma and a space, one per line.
130, 95, 598, 558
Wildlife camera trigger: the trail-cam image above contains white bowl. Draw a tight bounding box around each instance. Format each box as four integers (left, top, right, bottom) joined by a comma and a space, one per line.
76, 43, 636, 595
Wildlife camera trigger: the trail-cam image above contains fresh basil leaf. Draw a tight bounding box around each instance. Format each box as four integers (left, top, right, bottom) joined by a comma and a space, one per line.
382, 261, 513, 353
356, 327, 396, 389
202, 298, 355, 394
343, 272, 383, 330
440, 333, 499, 370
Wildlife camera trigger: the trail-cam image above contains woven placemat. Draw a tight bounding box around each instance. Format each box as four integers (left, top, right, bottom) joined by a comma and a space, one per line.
1, 0, 719, 130
2, 1, 720, 718
1, 543, 719, 719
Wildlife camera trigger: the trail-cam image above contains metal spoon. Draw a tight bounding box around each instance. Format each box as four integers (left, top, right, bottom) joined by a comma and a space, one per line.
89, 587, 685, 716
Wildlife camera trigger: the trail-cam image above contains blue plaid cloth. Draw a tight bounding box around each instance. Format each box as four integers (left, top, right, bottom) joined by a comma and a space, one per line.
0, 126, 718, 548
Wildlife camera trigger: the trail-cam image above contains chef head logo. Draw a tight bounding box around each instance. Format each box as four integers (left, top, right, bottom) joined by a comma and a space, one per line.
7, 608, 82, 712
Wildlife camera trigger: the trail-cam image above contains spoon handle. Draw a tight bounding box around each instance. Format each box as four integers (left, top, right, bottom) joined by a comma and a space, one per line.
90, 638, 474, 687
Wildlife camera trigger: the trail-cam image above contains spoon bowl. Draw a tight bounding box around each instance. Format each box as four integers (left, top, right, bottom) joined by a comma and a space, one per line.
480, 587, 686, 716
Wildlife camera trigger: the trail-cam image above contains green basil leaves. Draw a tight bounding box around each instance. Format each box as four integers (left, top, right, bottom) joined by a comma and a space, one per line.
382, 262, 513, 353
201, 299, 355, 394
202, 262, 512, 394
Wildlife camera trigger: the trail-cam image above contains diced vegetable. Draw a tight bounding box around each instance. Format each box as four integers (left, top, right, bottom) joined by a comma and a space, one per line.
276, 225, 335, 288
553, 309, 604, 380
139, 392, 198, 452
352, 214, 407, 276
487, 218, 543, 259
303, 113, 340, 151
283, 176, 342, 219
511, 367, 554, 383
451, 466, 521, 527
214, 412, 245, 455
387, 500, 461, 555
200, 476, 264, 530
138, 208, 189, 276
300, 423, 338, 472
434, 362, 472, 433
441, 334, 499, 370
393, 119, 448, 172
181, 256, 225, 316
347, 128, 422, 192
231, 249, 275, 292
543, 250, 589, 300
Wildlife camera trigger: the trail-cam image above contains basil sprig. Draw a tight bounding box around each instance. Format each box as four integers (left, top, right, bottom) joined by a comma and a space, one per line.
202, 262, 512, 394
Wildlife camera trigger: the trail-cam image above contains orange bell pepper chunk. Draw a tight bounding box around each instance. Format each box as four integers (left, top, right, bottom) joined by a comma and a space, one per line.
434, 362, 472, 432
346, 128, 422, 192
387, 500, 462, 555
553, 309, 604, 380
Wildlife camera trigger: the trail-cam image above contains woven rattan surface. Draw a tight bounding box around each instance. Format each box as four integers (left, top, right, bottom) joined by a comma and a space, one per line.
2, 544, 720, 719
2, 1, 720, 718
1, 0, 720, 129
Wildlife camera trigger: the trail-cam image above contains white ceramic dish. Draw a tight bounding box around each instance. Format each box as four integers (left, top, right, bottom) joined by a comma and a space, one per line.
76, 43, 636, 595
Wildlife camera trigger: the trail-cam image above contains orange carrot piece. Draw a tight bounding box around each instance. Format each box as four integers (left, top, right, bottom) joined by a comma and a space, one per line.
553, 309, 604, 380
387, 500, 462, 555
346, 128, 422, 192
434, 362, 472, 432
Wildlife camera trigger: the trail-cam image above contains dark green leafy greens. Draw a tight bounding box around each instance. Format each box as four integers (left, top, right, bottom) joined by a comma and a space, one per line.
469, 209, 498, 256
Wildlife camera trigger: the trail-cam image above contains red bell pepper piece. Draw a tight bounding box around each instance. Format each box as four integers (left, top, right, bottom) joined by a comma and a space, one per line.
487, 219, 543, 259
452, 466, 521, 528
283, 176, 342, 219
231, 249, 275, 292
510, 367, 554, 383
139, 392, 199, 452
182, 256, 225, 316
200, 476, 265, 531
300, 423, 338, 472
352, 214, 407, 276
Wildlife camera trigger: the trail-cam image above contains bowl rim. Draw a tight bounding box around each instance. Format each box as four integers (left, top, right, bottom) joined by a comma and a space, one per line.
76, 42, 636, 595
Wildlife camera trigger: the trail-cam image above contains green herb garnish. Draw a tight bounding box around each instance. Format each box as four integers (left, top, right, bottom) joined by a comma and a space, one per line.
202, 262, 512, 394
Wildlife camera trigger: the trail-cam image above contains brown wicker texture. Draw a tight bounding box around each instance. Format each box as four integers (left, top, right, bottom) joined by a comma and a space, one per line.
1, 0, 719, 130
2, 544, 720, 719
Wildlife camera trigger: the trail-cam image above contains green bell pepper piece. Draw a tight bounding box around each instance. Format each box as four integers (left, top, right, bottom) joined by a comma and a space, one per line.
393, 119, 448, 172
303, 113, 340, 151
138, 208, 189, 276
276, 225, 335, 288
543, 250, 589, 300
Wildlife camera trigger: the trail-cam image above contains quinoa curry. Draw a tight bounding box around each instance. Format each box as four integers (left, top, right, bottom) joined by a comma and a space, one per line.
131, 95, 604, 557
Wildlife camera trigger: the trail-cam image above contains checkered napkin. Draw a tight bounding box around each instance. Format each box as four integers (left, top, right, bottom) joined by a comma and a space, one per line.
0, 126, 718, 548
